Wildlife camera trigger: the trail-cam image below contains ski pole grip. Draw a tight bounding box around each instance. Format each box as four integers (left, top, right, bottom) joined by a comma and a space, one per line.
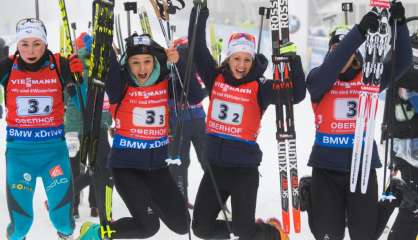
259, 7, 266, 16
342, 2, 354, 12
124, 2, 138, 13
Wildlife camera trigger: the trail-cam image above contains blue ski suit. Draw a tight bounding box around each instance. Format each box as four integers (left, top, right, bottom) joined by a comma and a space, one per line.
0, 50, 76, 239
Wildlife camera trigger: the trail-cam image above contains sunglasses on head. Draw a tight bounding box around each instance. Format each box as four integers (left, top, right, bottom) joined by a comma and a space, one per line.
229, 32, 255, 43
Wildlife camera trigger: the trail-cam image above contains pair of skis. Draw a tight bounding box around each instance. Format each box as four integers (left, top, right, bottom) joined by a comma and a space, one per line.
58, 0, 115, 238
269, 0, 300, 234
350, 0, 391, 194
81, 0, 116, 238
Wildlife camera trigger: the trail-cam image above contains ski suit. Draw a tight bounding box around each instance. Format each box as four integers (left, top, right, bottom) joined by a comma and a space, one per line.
104, 48, 191, 238
188, 6, 306, 240
0, 51, 76, 239
305, 23, 412, 240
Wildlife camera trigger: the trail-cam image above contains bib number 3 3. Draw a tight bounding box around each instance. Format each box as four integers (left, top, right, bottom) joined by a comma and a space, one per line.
211, 99, 243, 125
133, 107, 165, 127
16, 96, 53, 116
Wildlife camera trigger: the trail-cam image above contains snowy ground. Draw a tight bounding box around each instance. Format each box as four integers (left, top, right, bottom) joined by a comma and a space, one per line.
0, 94, 396, 239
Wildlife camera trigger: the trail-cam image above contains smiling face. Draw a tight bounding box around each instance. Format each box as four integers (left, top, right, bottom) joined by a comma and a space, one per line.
17, 38, 46, 64
227, 52, 253, 80
128, 54, 155, 85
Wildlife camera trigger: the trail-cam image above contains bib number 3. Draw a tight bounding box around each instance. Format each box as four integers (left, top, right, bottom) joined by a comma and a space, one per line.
334, 98, 358, 120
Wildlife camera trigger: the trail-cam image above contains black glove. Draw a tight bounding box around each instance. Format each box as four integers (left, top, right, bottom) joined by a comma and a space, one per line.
358, 11, 380, 36
400, 182, 418, 217
193, 0, 207, 8
389, 1, 406, 25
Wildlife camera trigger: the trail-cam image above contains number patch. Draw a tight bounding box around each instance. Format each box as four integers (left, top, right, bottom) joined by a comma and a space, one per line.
132, 107, 166, 127
211, 99, 243, 125
16, 97, 53, 116
334, 98, 358, 120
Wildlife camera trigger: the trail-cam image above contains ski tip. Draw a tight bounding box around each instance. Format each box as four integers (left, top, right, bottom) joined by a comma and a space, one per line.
292, 208, 301, 233
280, 212, 290, 234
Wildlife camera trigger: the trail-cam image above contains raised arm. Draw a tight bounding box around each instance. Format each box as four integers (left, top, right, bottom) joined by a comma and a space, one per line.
105, 50, 127, 104
188, 5, 218, 92
306, 26, 365, 102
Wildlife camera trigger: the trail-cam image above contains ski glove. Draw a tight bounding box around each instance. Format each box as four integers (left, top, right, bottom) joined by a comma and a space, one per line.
193, 0, 207, 8
400, 182, 418, 217
69, 54, 84, 74
358, 11, 379, 36
389, 1, 406, 25
280, 42, 297, 55
272, 54, 303, 103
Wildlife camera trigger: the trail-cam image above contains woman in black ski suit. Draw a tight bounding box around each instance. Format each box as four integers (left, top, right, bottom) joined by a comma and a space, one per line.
304, 3, 412, 240
77, 33, 192, 240
188, 2, 306, 240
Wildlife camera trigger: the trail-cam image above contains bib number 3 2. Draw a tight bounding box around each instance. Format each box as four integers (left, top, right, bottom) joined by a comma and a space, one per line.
211, 99, 243, 125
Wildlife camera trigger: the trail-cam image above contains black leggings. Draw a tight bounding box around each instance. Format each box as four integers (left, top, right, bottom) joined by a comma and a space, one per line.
192, 165, 280, 240
110, 167, 190, 239
308, 168, 379, 240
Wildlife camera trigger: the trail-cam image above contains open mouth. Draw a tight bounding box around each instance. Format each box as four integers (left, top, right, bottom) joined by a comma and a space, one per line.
28, 57, 37, 62
137, 73, 148, 80
234, 69, 246, 78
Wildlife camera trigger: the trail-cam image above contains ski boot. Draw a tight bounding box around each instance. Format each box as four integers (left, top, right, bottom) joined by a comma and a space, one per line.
266, 218, 289, 240
77, 222, 100, 240
299, 176, 312, 212
58, 232, 73, 240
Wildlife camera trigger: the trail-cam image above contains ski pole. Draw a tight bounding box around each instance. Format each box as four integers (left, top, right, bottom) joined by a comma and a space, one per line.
183, 3, 238, 240
341, 2, 353, 25
257, 7, 268, 54
71, 22, 77, 51
124, 1, 137, 37
35, 0, 40, 19
383, 8, 398, 195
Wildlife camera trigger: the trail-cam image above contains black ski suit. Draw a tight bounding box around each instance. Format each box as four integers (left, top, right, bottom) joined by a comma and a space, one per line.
188, 6, 306, 240
305, 22, 412, 240
104, 47, 191, 238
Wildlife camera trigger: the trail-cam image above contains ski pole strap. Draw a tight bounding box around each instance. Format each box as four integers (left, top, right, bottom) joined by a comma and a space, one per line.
167, 0, 185, 14
149, 0, 169, 21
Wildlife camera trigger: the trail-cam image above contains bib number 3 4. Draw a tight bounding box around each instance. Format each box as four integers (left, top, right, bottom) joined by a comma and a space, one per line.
16, 96, 53, 116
